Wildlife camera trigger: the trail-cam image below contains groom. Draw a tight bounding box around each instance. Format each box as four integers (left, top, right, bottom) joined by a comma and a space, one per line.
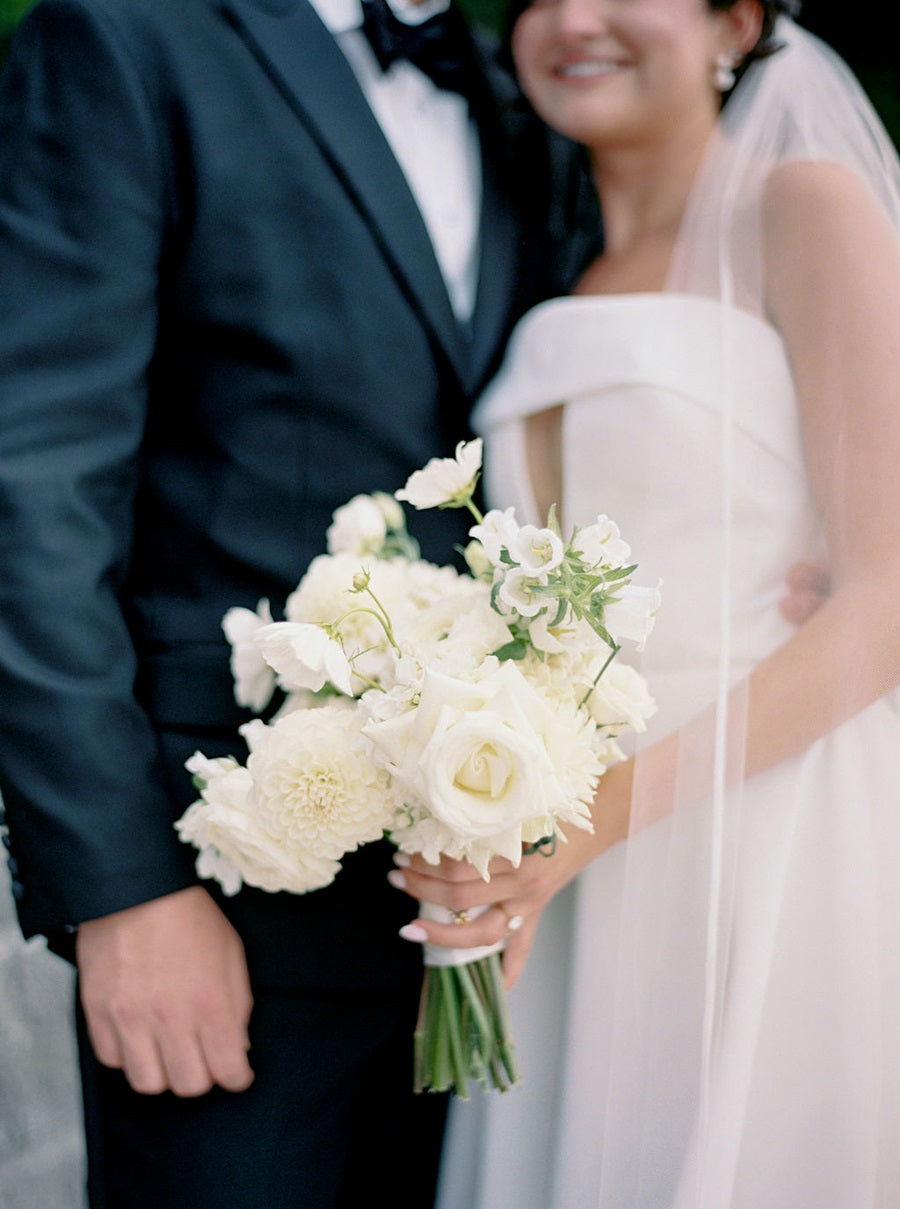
0, 0, 589, 1205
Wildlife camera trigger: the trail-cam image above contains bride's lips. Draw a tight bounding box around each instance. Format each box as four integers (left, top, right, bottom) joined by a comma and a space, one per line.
553, 56, 628, 81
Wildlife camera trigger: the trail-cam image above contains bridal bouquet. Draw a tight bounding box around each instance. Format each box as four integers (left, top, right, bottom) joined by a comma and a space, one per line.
176, 439, 658, 1097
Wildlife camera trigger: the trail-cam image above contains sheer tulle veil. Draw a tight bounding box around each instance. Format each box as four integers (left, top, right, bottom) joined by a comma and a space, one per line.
438, 15, 900, 1209
593, 16, 900, 1208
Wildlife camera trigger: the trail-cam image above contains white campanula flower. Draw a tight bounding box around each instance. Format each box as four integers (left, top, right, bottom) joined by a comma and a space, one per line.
573, 515, 632, 570
604, 581, 662, 650
254, 620, 355, 696
508, 525, 565, 575
326, 493, 388, 556
525, 610, 600, 657
222, 599, 277, 712
396, 438, 483, 510
495, 565, 548, 619
468, 506, 519, 566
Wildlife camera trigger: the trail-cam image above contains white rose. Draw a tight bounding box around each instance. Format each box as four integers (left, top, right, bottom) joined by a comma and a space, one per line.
326, 494, 388, 556
586, 660, 658, 734
366, 662, 590, 850
395, 438, 482, 510
222, 599, 277, 712
402, 586, 512, 674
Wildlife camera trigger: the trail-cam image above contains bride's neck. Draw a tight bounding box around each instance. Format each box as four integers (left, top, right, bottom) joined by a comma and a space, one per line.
588, 123, 713, 260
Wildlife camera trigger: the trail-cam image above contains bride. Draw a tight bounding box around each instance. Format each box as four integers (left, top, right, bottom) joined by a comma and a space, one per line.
392, 1, 900, 1206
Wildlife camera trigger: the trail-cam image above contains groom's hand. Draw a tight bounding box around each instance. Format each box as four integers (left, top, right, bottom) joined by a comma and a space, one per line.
76, 885, 255, 1097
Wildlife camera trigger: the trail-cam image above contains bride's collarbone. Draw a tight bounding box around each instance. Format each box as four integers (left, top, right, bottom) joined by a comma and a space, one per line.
574, 240, 674, 296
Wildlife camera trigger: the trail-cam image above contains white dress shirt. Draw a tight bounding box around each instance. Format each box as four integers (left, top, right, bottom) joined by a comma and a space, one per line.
307, 0, 482, 320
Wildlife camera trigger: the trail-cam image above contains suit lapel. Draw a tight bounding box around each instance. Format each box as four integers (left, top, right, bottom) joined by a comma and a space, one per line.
467, 109, 524, 395
216, 0, 470, 380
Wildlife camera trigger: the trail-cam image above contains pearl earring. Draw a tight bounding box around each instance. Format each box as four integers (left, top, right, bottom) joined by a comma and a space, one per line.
714, 53, 737, 92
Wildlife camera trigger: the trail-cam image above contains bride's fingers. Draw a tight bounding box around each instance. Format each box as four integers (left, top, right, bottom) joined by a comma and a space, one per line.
394, 851, 519, 883
388, 859, 538, 917
502, 917, 539, 990
398, 901, 528, 951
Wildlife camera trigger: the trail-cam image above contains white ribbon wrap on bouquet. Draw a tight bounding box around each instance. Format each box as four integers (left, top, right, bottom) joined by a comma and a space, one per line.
419, 901, 506, 968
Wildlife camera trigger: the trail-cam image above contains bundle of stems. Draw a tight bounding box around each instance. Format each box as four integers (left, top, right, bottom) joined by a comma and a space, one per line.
413, 951, 521, 1099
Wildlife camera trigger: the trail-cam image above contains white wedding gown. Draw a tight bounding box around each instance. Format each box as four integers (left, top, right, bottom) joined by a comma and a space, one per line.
435, 294, 900, 1208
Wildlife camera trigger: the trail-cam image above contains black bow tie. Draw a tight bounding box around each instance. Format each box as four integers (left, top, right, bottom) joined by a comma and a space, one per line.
359, 0, 474, 97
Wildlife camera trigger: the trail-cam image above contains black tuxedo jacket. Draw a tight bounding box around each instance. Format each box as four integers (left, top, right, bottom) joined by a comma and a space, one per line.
0, 0, 576, 991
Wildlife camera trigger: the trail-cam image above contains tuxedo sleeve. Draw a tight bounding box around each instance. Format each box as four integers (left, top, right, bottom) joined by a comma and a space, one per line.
0, 0, 197, 942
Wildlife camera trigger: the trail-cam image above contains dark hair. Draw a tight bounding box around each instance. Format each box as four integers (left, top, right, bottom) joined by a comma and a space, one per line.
709, 0, 801, 88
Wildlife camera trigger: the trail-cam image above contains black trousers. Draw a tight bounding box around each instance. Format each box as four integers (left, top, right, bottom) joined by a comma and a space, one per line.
76, 983, 449, 1209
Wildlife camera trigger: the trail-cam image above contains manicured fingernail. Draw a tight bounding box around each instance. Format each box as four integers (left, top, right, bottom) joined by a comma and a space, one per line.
387, 869, 406, 890
393, 852, 411, 868
508, 914, 524, 932
399, 923, 428, 943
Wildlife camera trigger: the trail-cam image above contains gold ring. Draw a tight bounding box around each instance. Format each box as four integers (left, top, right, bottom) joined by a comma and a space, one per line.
497, 904, 524, 935
450, 908, 470, 926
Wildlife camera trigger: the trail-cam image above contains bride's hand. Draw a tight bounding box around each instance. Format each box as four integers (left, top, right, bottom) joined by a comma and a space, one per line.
389, 760, 633, 988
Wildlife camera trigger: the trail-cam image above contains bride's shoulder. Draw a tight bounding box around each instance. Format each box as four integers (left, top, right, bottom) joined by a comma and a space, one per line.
762, 161, 896, 258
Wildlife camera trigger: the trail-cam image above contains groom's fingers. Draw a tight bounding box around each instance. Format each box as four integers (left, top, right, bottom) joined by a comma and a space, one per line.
77, 886, 256, 1097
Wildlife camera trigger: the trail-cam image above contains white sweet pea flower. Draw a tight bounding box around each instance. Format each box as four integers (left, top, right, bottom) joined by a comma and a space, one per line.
372, 490, 406, 532
326, 494, 388, 556
574, 515, 632, 569
395, 438, 482, 510
469, 506, 519, 566
254, 621, 355, 696
462, 539, 492, 578
604, 581, 662, 650
508, 525, 565, 575
222, 599, 277, 712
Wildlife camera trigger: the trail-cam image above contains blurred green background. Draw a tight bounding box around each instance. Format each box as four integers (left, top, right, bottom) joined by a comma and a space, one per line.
1, 0, 897, 145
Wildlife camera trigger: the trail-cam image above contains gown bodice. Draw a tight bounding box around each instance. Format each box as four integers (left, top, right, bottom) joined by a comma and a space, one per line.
473, 294, 823, 732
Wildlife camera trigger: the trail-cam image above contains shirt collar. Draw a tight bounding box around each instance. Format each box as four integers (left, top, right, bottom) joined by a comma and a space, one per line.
307, 0, 451, 37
